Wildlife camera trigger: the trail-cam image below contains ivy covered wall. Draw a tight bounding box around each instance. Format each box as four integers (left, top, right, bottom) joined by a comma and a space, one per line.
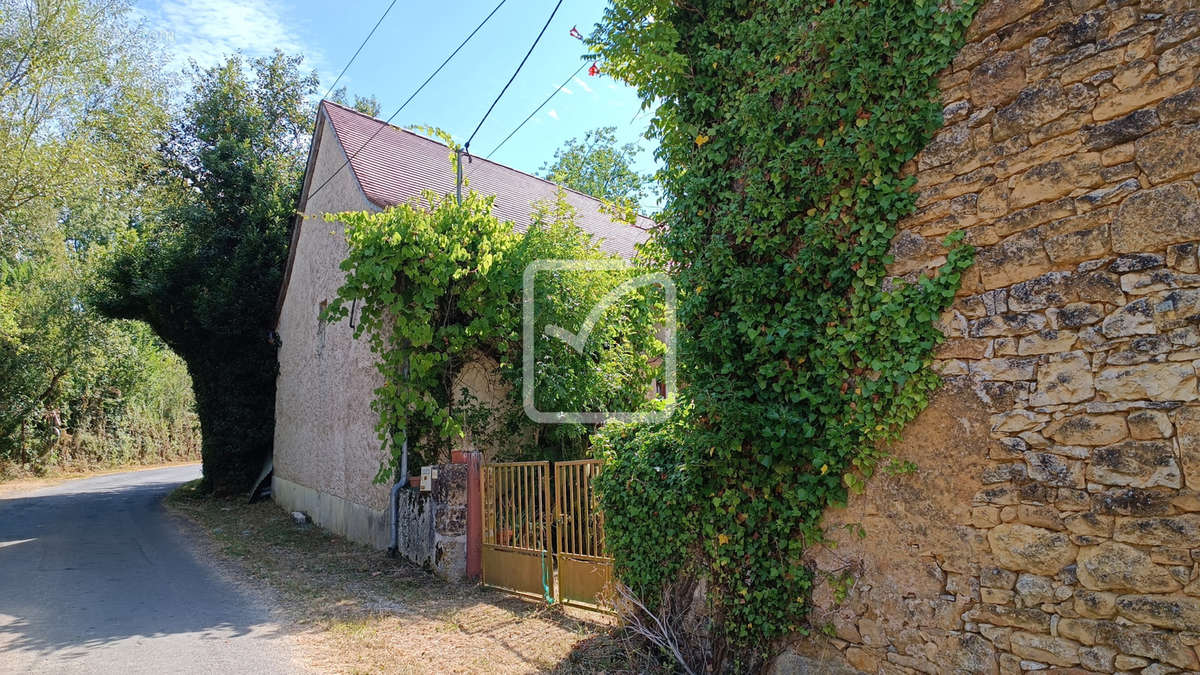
790, 1, 1200, 673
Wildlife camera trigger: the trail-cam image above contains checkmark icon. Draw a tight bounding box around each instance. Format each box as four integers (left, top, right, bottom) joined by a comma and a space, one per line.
522, 259, 678, 424
543, 275, 666, 354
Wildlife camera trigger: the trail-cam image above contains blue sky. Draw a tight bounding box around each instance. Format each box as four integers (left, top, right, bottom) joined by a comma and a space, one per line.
133, 0, 659, 199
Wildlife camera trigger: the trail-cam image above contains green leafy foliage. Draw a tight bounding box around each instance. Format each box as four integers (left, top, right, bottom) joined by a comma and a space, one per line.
91, 51, 317, 494
326, 183, 663, 478
0, 0, 197, 476
540, 126, 656, 222
587, 0, 979, 659
0, 0, 167, 232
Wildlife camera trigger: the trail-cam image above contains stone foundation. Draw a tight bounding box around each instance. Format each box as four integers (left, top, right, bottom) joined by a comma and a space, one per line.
791, 1, 1200, 673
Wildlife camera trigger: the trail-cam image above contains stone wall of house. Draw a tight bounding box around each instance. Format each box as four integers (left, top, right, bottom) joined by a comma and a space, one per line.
789, 1, 1200, 673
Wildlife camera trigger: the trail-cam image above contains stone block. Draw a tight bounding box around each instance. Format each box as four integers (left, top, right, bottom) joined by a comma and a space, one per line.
1135, 123, 1200, 184
1031, 351, 1095, 407
971, 49, 1029, 108
1115, 594, 1200, 631
1158, 87, 1200, 124
1018, 503, 1065, 531
1082, 108, 1161, 150
964, 603, 1052, 632
1112, 182, 1200, 253
994, 79, 1069, 142
1094, 67, 1194, 120
1101, 298, 1156, 338
1114, 514, 1200, 547
1076, 541, 1181, 593
1166, 242, 1199, 273
971, 357, 1038, 381
1092, 487, 1175, 517
1120, 269, 1200, 296
1015, 573, 1056, 606
1156, 10, 1200, 50
1026, 452, 1086, 488
1109, 253, 1165, 274
1095, 362, 1198, 402
1177, 406, 1200, 489
1009, 154, 1103, 209
1078, 644, 1116, 672
1018, 329, 1078, 355
1073, 271, 1125, 306
1010, 630, 1081, 667
1057, 303, 1104, 329
1010, 271, 1078, 312
1073, 589, 1118, 619
977, 230, 1053, 290
1089, 440, 1182, 489
1128, 409, 1174, 439
1063, 512, 1112, 537
1043, 414, 1128, 446
987, 523, 1078, 575
1160, 38, 1200, 74
971, 311, 1049, 337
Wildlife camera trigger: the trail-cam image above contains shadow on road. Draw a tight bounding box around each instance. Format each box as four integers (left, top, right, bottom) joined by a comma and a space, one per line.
0, 467, 293, 673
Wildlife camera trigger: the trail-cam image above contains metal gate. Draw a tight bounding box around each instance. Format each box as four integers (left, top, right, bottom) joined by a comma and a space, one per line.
480, 461, 552, 600
480, 459, 613, 610
555, 459, 614, 610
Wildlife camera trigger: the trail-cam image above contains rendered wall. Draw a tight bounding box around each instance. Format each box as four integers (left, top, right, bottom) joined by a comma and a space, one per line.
273, 111, 390, 546
790, 1, 1200, 673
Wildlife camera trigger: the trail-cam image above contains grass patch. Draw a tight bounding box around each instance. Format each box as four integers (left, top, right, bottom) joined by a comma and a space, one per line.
167, 483, 638, 673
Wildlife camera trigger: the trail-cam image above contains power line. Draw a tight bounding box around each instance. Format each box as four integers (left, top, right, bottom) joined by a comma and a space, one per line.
305, 0, 509, 203
463, 0, 564, 155
486, 60, 587, 159
320, 0, 401, 103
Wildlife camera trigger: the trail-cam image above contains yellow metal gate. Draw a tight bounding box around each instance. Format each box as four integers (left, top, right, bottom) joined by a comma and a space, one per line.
555, 459, 614, 610
480, 459, 614, 610
481, 461, 552, 600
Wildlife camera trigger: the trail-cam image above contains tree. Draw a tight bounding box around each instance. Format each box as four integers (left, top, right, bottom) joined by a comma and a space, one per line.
540, 126, 654, 222
91, 51, 317, 493
0, 0, 197, 474
0, 0, 166, 242
329, 86, 381, 117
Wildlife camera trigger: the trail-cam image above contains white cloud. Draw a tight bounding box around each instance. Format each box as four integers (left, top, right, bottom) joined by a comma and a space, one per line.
138, 0, 310, 72
558, 86, 573, 95
547, 109, 559, 120
572, 76, 593, 94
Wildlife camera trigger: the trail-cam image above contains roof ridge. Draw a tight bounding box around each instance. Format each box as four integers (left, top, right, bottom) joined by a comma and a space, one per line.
319, 99, 653, 230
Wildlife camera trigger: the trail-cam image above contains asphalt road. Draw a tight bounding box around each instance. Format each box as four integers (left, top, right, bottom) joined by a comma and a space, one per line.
0, 465, 299, 674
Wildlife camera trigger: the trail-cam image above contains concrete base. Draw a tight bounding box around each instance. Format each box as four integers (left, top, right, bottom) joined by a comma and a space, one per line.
272, 475, 389, 549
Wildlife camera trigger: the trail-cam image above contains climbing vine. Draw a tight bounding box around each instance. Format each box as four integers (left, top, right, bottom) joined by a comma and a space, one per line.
588, 0, 979, 663
324, 182, 664, 476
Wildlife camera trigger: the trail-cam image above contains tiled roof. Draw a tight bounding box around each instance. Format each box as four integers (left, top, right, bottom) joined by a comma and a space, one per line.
317, 100, 653, 259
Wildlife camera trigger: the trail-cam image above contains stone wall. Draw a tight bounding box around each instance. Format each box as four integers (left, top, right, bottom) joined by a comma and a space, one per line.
393, 463, 470, 581
791, 1, 1200, 673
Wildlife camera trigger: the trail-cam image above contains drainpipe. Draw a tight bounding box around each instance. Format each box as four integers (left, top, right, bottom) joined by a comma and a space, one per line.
387, 433, 409, 558
387, 360, 411, 559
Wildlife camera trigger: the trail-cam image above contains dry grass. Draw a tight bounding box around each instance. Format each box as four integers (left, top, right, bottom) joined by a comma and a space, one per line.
166, 481, 637, 674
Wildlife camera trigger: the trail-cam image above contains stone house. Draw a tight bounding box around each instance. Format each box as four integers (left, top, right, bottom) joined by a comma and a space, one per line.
788, 1, 1200, 673
271, 100, 651, 549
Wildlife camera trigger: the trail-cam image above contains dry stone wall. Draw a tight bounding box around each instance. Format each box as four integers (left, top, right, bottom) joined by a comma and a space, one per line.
791, 1, 1200, 673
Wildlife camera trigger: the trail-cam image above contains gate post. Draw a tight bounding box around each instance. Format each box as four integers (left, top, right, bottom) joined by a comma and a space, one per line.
465, 451, 482, 580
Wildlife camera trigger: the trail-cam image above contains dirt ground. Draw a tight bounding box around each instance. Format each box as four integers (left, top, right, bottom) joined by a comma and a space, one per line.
166, 482, 634, 674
